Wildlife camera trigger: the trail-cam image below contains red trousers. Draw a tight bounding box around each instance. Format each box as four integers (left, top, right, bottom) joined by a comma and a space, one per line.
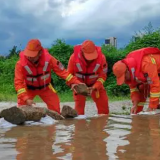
18, 86, 60, 113
73, 86, 109, 115
135, 84, 150, 113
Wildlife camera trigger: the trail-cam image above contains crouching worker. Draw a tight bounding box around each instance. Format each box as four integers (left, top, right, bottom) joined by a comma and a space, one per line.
112, 47, 160, 114
14, 39, 82, 114
67, 40, 109, 115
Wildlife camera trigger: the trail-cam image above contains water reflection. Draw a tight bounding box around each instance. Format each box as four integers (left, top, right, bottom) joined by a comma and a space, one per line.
1, 114, 160, 160
104, 115, 131, 159
3, 125, 57, 160
71, 116, 109, 160
52, 122, 75, 159
52, 116, 109, 160
117, 115, 160, 160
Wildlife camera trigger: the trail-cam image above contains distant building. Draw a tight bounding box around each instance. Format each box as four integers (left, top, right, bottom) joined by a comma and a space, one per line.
105, 37, 117, 48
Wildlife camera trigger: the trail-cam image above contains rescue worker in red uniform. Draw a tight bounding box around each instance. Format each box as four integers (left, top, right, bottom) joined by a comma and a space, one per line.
112, 47, 160, 114
67, 40, 109, 115
14, 39, 81, 114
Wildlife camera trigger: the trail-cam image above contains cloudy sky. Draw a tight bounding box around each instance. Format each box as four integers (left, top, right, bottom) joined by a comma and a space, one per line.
0, 0, 160, 55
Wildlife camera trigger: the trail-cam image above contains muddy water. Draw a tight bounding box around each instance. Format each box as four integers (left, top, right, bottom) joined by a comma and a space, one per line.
0, 115, 160, 160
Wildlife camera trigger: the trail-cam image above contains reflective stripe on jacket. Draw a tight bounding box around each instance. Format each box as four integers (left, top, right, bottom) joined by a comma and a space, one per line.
123, 47, 160, 108
15, 48, 81, 102
123, 47, 160, 84
19, 49, 52, 90
71, 45, 107, 87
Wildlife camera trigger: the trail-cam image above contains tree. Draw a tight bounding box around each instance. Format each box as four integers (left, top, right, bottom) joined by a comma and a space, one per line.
7, 46, 21, 59
125, 23, 160, 53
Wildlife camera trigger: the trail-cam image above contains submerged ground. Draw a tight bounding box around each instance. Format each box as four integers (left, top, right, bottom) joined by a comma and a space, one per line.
1, 100, 159, 160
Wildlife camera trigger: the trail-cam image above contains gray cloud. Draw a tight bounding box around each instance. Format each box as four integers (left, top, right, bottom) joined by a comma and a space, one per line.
0, 0, 160, 55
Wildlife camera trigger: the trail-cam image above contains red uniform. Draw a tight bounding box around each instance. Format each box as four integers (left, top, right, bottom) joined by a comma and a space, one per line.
122, 47, 160, 112
68, 45, 109, 115
14, 48, 80, 113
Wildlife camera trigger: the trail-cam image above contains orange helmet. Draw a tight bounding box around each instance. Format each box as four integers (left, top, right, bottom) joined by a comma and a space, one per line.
112, 61, 127, 85
24, 39, 42, 57
81, 40, 98, 60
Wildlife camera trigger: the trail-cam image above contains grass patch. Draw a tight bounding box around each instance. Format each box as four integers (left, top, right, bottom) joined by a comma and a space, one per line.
110, 111, 130, 115
0, 91, 130, 102
0, 91, 74, 102
108, 95, 130, 102
0, 93, 17, 102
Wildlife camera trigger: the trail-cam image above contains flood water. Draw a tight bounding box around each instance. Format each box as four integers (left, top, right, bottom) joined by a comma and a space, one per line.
0, 114, 160, 160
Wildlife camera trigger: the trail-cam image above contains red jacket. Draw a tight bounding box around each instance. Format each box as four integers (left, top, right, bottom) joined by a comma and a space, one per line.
123, 47, 160, 108
68, 45, 108, 89
14, 48, 80, 102
19, 49, 52, 90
